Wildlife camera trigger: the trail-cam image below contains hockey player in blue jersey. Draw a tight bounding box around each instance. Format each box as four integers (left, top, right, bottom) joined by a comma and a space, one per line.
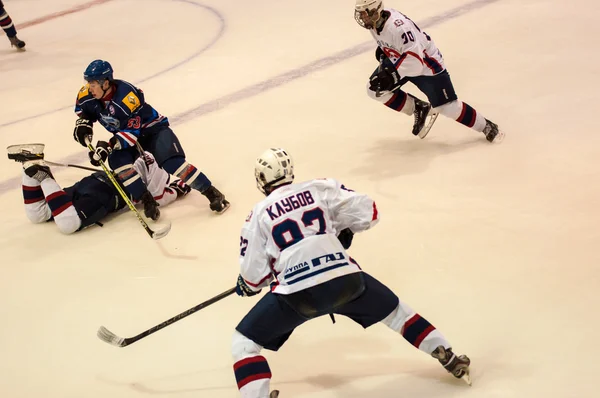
0, 0, 25, 50
72, 60, 229, 221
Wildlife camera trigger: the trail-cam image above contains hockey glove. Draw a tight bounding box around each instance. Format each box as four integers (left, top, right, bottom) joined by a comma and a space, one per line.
236, 274, 261, 297
169, 180, 191, 198
73, 118, 94, 147
369, 66, 400, 92
88, 139, 114, 167
337, 228, 354, 250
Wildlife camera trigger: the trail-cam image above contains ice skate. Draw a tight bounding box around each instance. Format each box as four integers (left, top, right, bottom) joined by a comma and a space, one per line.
23, 161, 53, 182
412, 99, 438, 139
202, 185, 230, 214
270, 391, 280, 398
9, 36, 26, 50
7, 143, 45, 163
140, 191, 160, 221
431, 346, 472, 386
483, 119, 504, 143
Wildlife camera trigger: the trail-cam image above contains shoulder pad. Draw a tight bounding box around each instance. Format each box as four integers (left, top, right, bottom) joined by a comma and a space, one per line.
77, 84, 90, 100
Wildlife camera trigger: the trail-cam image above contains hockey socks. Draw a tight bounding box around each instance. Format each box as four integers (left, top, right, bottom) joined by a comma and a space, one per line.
234, 356, 272, 397
0, 7, 17, 38
381, 302, 451, 355
164, 158, 211, 192
40, 178, 81, 234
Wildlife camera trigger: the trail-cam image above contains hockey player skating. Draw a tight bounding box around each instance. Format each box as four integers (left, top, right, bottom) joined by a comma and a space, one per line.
10, 145, 190, 234
72, 59, 229, 221
0, 0, 25, 50
231, 148, 471, 397
356, 0, 503, 142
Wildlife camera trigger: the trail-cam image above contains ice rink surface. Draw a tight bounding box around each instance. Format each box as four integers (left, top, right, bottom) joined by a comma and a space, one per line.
1, 0, 599, 397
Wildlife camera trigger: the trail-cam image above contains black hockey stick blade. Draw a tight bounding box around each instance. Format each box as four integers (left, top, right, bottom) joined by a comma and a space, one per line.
97, 287, 237, 347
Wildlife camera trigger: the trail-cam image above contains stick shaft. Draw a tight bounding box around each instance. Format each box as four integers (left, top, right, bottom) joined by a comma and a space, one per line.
86, 141, 154, 238
123, 287, 237, 345
44, 160, 100, 172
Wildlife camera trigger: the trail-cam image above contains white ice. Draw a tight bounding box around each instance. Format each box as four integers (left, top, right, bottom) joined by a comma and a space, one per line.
0, 0, 599, 397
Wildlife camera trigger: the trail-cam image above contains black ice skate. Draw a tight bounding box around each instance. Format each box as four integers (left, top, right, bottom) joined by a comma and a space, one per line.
270, 391, 280, 398
431, 346, 472, 386
9, 36, 26, 50
483, 119, 504, 143
23, 161, 53, 182
202, 185, 230, 214
412, 99, 438, 139
7, 143, 45, 163
140, 191, 160, 221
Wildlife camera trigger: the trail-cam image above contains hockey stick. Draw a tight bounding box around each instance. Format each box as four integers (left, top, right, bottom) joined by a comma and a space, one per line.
7, 143, 102, 172
375, 54, 384, 98
86, 138, 171, 240
43, 160, 100, 172
97, 287, 237, 347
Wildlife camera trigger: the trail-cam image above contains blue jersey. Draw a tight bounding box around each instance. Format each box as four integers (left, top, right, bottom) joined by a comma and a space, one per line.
74, 80, 169, 149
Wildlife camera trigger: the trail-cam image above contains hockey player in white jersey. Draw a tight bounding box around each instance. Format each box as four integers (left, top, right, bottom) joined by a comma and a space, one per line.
11, 147, 189, 234
355, 0, 503, 142
231, 148, 472, 397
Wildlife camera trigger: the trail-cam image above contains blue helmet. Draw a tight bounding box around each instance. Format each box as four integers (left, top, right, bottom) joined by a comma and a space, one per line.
83, 60, 114, 83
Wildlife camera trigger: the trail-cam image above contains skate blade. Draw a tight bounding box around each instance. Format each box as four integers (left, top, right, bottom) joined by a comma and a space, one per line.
214, 201, 231, 215
418, 112, 439, 139
461, 371, 472, 386
491, 129, 505, 144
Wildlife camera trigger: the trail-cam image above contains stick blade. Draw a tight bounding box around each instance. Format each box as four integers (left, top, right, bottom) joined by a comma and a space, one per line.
151, 221, 172, 240
97, 326, 126, 347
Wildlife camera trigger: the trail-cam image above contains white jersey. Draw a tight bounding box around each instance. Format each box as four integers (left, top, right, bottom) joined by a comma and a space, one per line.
239, 179, 379, 295
371, 9, 446, 78
133, 152, 178, 207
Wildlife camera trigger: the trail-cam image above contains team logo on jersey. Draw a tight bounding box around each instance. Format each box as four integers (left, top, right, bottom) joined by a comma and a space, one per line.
98, 114, 121, 132
78, 84, 90, 100
123, 91, 141, 112
383, 47, 402, 64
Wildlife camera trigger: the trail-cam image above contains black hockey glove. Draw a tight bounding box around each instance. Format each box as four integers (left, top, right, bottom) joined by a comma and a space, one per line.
169, 180, 191, 198
369, 66, 400, 92
337, 228, 354, 250
73, 118, 94, 147
236, 274, 261, 297
88, 139, 114, 167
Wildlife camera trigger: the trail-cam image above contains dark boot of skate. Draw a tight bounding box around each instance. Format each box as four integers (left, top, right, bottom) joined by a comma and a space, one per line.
412, 99, 431, 136
24, 162, 53, 182
202, 185, 230, 214
483, 119, 503, 143
270, 391, 280, 398
431, 346, 471, 384
140, 191, 160, 221
9, 36, 26, 50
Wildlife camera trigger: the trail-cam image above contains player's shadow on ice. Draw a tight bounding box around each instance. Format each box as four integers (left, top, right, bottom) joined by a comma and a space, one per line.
117, 333, 471, 396
353, 136, 482, 180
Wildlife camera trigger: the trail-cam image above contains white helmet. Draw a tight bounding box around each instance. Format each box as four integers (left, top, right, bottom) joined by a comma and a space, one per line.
254, 148, 294, 195
354, 0, 384, 29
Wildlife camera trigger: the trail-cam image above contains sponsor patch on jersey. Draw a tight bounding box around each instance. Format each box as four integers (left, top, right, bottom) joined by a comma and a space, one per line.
78, 84, 90, 100
123, 91, 141, 113
108, 105, 115, 115
394, 19, 404, 27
